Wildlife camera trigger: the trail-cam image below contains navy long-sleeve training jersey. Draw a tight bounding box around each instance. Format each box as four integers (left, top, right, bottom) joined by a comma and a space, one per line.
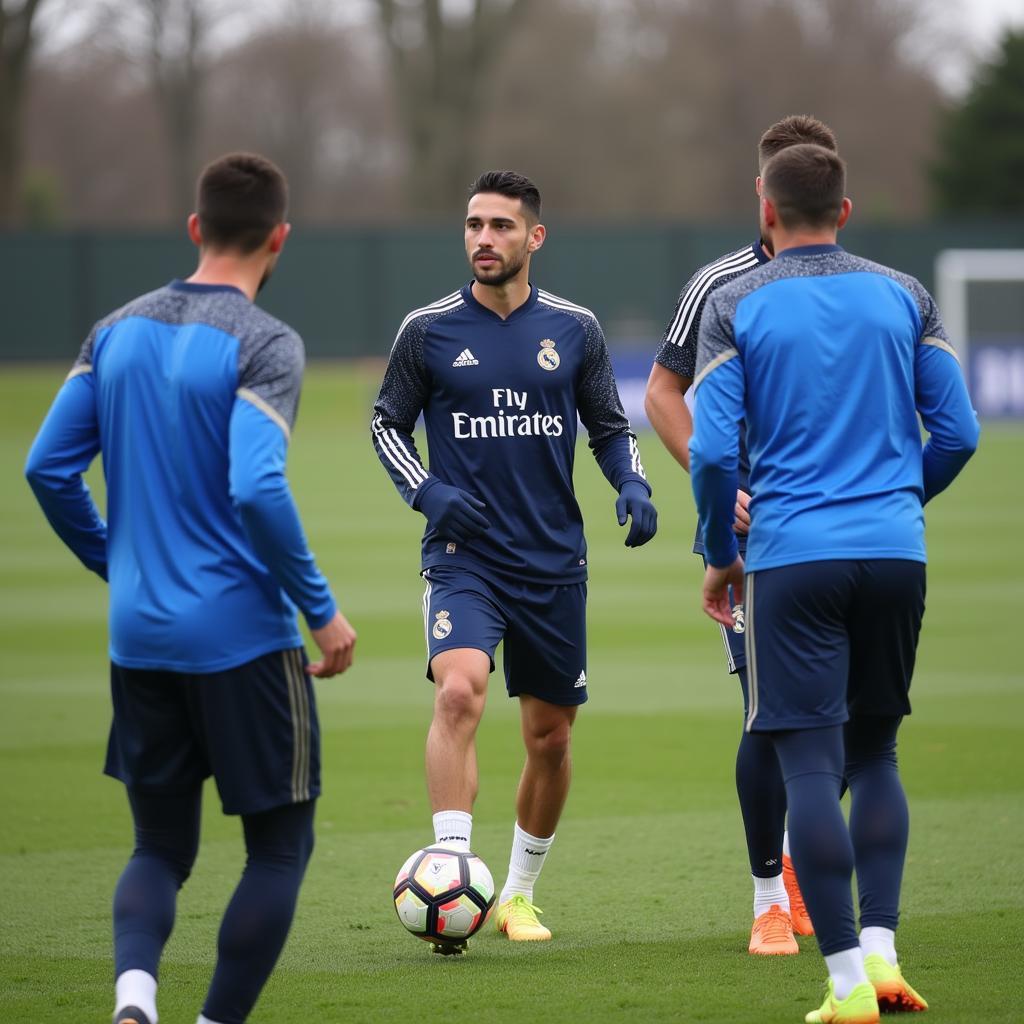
25, 281, 336, 672
690, 245, 980, 572
654, 240, 770, 554
372, 283, 649, 582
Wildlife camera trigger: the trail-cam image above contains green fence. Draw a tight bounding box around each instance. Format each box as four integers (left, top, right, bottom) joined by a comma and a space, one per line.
3, 221, 1023, 360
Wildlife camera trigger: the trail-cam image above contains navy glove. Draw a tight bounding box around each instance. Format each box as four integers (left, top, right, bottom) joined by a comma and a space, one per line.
416, 481, 490, 544
616, 481, 657, 547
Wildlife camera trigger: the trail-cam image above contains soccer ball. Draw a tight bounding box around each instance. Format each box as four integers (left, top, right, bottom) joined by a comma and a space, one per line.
393, 846, 495, 950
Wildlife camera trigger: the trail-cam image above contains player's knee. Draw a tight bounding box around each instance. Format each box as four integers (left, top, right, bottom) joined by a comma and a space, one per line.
525, 718, 572, 763
434, 675, 484, 726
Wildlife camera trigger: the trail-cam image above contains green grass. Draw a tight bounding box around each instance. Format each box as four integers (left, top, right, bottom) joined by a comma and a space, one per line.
1, 363, 1022, 1023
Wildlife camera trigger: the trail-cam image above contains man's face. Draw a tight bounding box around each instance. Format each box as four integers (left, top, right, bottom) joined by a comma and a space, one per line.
465, 192, 537, 287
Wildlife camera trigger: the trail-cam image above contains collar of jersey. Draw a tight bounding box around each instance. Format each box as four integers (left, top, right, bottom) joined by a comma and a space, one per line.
460, 282, 539, 323
775, 244, 844, 259
751, 239, 772, 264
170, 279, 247, 296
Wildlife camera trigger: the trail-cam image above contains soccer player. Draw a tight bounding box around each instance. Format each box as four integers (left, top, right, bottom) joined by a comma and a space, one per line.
690, 144, 979, 1022
644, 114, 838, 954
24, 153, 356, 1024
372, 170, 657, 945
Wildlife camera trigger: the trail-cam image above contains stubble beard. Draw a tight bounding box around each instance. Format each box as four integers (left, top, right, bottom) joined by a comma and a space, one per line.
471, 247, 528, 288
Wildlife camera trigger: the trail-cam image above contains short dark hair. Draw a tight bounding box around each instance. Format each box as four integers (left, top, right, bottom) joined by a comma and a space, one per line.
197, 153, 288, 254
761, 144, 846, 230
469, 170, 541, 221
758, 115, 838, 170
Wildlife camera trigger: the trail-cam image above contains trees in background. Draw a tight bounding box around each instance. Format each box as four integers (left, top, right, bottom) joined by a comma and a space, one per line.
12, 0, 1017, 225
373, 0, 536, 214
1, 0, 46, 225
932, 29, 1024, 215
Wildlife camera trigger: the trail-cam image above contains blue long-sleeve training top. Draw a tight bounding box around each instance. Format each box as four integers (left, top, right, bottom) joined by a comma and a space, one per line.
25, 280, 336, 673
689, 245, 980, 571
372, 283, 649, 582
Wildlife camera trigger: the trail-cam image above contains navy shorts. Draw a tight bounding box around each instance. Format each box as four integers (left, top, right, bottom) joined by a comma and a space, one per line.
702, 555, 747, 674
744, 559, 926, 733
421, 566, 588, 706
105, 647, 320, 815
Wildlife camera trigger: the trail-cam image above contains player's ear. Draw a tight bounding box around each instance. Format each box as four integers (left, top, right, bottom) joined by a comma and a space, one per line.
527, 223, 546, 253
755, 175, 762, 198
268, 222, 291, 254
187, 213, 203, 248
837, 197, 853, 230
761, 196, 777, 228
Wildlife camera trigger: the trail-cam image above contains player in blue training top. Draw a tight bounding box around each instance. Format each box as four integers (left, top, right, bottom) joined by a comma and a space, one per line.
645, 114, 840, 956
372, 170, 657, 945
25, 153, 357, 1024
690, 144, 978, 1023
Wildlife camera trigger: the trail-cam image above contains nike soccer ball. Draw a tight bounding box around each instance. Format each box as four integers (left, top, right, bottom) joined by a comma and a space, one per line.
393, 846, 495, 949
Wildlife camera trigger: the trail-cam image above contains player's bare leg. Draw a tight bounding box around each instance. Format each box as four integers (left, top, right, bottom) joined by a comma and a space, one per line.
516, 695, 577, 837
426, 648, 490, 850
497, 696, 577, 941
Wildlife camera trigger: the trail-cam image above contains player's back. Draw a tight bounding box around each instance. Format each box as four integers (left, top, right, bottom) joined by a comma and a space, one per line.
706, 246, 946, 571
84, 281, 303, 671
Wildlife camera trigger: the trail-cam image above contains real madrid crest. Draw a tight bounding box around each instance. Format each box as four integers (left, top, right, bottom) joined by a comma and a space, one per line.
731, 603, 745, 635
537, 338, 560, 371
432, 609, 453, 640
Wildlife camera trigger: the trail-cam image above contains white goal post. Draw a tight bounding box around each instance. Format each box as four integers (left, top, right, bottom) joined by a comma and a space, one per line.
935, 248, 1024, 372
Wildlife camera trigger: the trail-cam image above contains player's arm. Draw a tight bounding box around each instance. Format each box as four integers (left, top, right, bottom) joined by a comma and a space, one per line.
914, 300, 980, 503
646, 283, 750, 534
645, 362, 694, 471
24, 360, 108, 580
576, 317, 657, 547
689, 295, 745, 623
231, 332, 355, 677
371, 321, 489, 543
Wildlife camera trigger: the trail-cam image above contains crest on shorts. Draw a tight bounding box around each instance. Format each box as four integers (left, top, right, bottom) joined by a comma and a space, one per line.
732, 603, 745, 635
432, 609, 453, 640
537, 338, 560, 371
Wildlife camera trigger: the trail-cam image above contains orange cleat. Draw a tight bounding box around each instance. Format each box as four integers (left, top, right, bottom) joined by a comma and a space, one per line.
784, 854, 815, 936
749, 904, 799, 955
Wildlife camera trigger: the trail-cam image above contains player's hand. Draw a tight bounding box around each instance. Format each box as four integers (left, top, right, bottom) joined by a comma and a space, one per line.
616, 481, 658, 547
308, 610, 357, 678
417, 482, 490, 544
733, 489, 751, 536
702, 555, 745, 627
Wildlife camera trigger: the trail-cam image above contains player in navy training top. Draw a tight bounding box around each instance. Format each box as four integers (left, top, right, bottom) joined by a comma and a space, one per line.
25, 154, 356, 1024
373, 170, 657, 944
645, 115, 840, 955
690, 145, 978, 1022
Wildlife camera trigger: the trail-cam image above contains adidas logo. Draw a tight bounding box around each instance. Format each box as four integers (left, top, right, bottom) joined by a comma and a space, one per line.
452, 348, 479, 367
574, 671, 587, 688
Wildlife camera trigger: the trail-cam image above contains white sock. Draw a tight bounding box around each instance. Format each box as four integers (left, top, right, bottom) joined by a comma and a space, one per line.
499, 823, 554, 904
752, 873, 789, 918
860, 925, 898, 966
825, 946, 869, 1000
432, 809, 472, 851
115, 969, 157, 1024
783, 830, 791, 858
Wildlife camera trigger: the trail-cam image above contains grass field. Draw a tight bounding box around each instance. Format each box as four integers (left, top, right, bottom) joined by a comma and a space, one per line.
1, 362, 1022, 1024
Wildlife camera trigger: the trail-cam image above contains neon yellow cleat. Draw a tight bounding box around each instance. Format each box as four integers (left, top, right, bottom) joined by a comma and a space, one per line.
783, 853, 814, 935
805, 981, 880, 1024
864, 954, 929, 1012
495, 894, 551, 941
